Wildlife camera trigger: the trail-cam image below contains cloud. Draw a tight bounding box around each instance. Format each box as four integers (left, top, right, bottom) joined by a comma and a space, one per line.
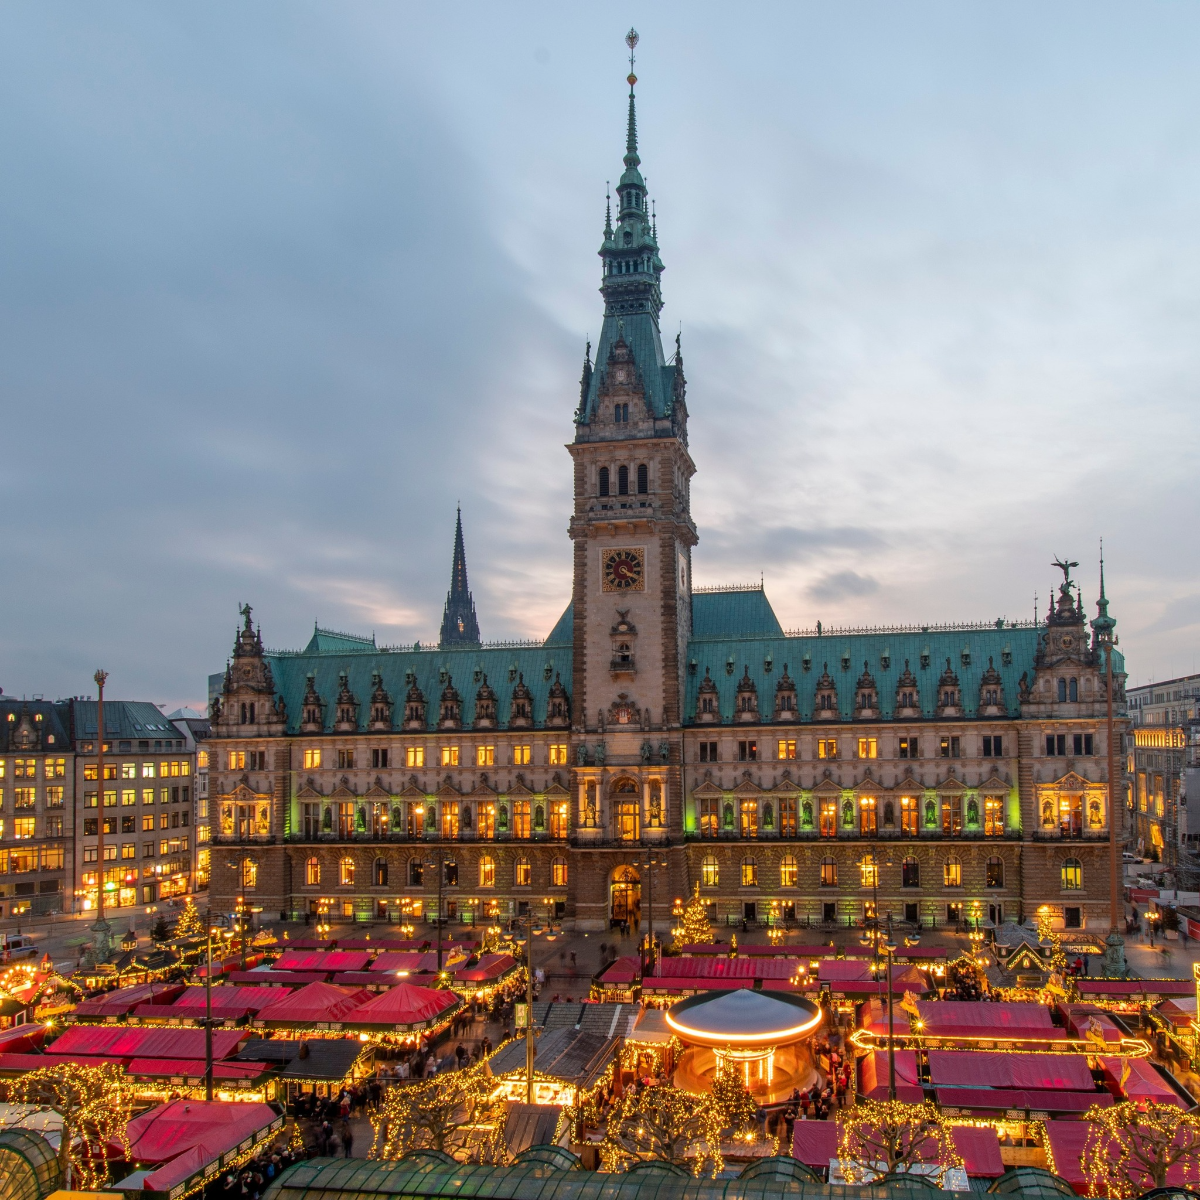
807, 571, 882, 604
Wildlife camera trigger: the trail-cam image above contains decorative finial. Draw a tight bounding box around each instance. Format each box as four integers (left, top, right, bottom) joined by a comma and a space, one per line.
604, 182, 612, 238
626, 27, 638, 89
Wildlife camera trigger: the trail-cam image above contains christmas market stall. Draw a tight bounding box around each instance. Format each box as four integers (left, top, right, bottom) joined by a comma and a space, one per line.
621, 1005, 676, 1080
857, 1049, 922, 1102
252, 982, 372, 1033
590, 956, 640, 1003
1098, 1055, 1190, 1107
486, 1024, 622, 1107
928, 1049, 1111, 1120
232, 1038, 374, 1105
131, 985, 280, 1027
67, 982, 185, 1024
339, 981, 459, 1045
110, 1099, 283, 1200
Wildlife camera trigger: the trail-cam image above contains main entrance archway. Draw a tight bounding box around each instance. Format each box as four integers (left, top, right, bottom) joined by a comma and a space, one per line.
610, 865, 641, 928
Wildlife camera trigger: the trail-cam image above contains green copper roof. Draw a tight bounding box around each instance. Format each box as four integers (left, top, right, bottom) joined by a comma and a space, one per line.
304, 626, 377, 654
692, 588, 784, 639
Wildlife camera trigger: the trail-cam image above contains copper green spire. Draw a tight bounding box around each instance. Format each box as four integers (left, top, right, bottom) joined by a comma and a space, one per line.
625, 28, 640, 169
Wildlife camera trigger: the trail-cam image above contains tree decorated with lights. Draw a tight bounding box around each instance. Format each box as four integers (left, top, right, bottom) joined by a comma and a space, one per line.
174, 897, 204, 941
837, 1098, 963, 1185
600, 1083, 724, 1177
709, 1071, 758, 1139
369, 1066, 507, 1164
1082, 1101, 1200, 1197
10, 1062, 137, 1190
1036, 906, 1068, 976
673, 882, 713, 950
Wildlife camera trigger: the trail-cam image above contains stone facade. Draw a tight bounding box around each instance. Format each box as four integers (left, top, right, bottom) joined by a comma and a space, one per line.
204, 77, 1131, 937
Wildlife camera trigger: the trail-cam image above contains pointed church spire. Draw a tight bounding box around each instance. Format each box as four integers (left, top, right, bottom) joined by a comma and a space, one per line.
625, 28, 640, 168
439, 507, 481, 647
1091, 538, 1117, 648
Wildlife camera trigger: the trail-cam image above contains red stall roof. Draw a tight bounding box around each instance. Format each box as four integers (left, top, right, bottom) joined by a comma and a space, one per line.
0, 1052, 126, 1073
655, 957, 797, 981
678, 943, 832, 958
598, 957, 640, 985
368, 952, 442, 974
335, 938, 429, 951
914, 1001, 1053, 1038
453, 953, 518, 983
71, 982, 185, 1018
859, 1050, 923, 1102
257, 982, 372, 1026
793, 1120, 1004, 1177
51, 1024, 247, 1060
133, 988, 278, 1022
125, 1099, 278, 1165
937, 1087, 1109, 1115
229, 970, 329, 987
126, 1058, 269, 1081
1100, 1056, 1185, 1107
350, 982, 458, 1028
170, 986, 280, 1012
1077, 978, 1193, 998
273, 950, 372, 973
929, 1050, 1093, 1091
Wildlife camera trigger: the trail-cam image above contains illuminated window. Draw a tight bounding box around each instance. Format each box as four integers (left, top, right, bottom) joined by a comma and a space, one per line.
13, 760, 34, 779
121, 789, 135, 806
857, 738, 878, 759
701, 855, 719, 886
513, 745, 531, 765
374, 857, 388, 887
41, 845, 63, 870
780, 796, 798, 837
122, 843, 135, 860
13, 789, 34, 810
1061, 858, 1082, 890
441, 803, 459, 839
898, 738, 919, 759
513, 800, 531, 839
306, 857, 320, 885
45, 759, 64, 779
141, 762, 155, 778
84, 763, 98, 781
476, 745, 494, 767
45, 786, 63, 808
859, 797, 877, 836
777, 739, 796, 760
943, 856, 962, 888
406, 746, 425, 768
986, 856, 1004, 888
817, 739, 838, 760
227, 751, 245, 770
197, 751, 209, 769
549, 744, 569, 765
550, 801, 569, 839
820, 857, 837, 887
120, 763, 136, 779
780, 854, 798, 888
552, 856, 568, 886
339, 857, 355, 886
83, 847, 98, 863
942, 795, 963, 836
984, 796, 1004, 837
441, 746, 459, 767
514, 857, 531, 886
741, 857, 758, 886
819, 799, 838, 838
303, 748, 322, 770
408, 858, 424, 886
142, 814, 154, 832
860, 854, 878, 889
13, 818, 34, 839
740, 800, 757, 838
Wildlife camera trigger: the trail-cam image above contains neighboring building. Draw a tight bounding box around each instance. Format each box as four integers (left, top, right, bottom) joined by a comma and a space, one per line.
1127, 727, 1186, 866
1127, 673, 1200, 727
203, 72, 1130, 935
169, 708, 212, 894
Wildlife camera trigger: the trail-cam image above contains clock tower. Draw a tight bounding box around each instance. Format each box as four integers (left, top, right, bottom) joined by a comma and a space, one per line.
568, 38, 695, 928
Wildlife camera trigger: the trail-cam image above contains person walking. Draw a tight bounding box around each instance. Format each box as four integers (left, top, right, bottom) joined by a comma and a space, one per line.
342, 1125, 354, 1158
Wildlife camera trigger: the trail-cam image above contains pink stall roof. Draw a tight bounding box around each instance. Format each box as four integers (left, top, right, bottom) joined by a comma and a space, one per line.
257, 982, 373, 1025
914, 1001, 1053, 1038
859, 1050, 923, 1102
655, 957, 797, 980
928, 1050, 1093, 1091
1100, 1056, 1186, 1107
453, 954, 518, 983
677, 944, 832, 958
169, 986, 280, 1012
272, 950, 372, 973
598, 957, 640, 985
125, 1058, 269, 1080
1077, 978, 1193, 998
125, 1099, 278, 1165
1155, 998, 1197, 1030
51, 1024, 247, 1060
936, 1087, 1109, 1115
133, 989, 278, 1021
0, 1052, 127, 1073
335, 939, 428, 951
71, 983, 185, 1018
793, 1120, 1004, 1177
349, 982, 458, 1028
368, 952, 443, 974
229, 970, 329, 987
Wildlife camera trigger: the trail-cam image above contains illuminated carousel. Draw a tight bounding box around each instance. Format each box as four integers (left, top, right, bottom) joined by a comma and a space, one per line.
665, 988, 823, 1106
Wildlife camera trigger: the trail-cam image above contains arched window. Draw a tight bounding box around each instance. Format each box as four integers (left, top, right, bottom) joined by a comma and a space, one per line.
943, 856, 962, 888
1062, 857, 1082, 890
780, 854, 798, 888
408, 858, 423, 887
986, 856, 1004, 888
618, 465, 629, 495
305, 856, 320, 886
340, 857, 355, 887
552, 856, 568, 886
374, 857, 388, 887
636, 463, 648, 494
820, 856, 837, 887
479, 855, 495, 888
701, 855, 719, 887
514, 857, 531, 886
599, 467, 610, 497
901, 856, 919, 888
741, 857, 758, 886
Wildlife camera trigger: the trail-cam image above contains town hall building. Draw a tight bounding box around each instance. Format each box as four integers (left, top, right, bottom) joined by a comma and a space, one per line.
205, 68, 1128, 938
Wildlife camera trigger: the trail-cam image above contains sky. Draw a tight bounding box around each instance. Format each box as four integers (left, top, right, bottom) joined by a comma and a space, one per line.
2, 2, 1199, 710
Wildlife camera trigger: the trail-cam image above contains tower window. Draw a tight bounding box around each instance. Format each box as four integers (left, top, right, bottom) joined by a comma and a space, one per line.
636, 463, 648, 494
599, 467, 610, 496
618, 465, 629, 495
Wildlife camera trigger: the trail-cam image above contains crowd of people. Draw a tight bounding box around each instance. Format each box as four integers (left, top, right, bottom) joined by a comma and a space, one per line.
209, 1142, 304, 1200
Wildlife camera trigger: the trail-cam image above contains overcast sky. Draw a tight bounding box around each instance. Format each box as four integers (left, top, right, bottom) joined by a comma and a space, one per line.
2, 2, 1199, 709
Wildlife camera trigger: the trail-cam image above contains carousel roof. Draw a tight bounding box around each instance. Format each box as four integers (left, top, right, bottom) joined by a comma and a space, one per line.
666, 988, 820, 1043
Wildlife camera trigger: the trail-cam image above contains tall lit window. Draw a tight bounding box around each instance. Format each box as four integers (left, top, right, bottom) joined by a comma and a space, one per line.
476, 745, 494, 767
984, 796, 1004, 837
142, 762, 157, 778
242, 859, 258, 890
305, 857, 320, 885
741, 857, 758, 886
45, 786, 64, 808
819, 799, 837, 838
701, 855, 719, 886
406, 746, 425, 768
514, 857, 531, 886
900, 795, 918, 835
441, 746, 460, 767
943, 856, 962, 887
550, 801, 568, 839
303, 748, 322, 770
13, 818, 34, 840
780, 854, 798, 888
857, 738, 878, 759
740, 800, 758, 838
197, 751, 209, 769
860, 797, 877, 836
45, 759, 65, 779
552, 856, 568, 886
339, 857, 354, 886
121, 763, 137, 779
549, 744, 569, 765
12, 760, 34, 779
817, 739, 838, 759
513, 800, 531, 839
777, 739, 796, 761
479, 856, 495, 887
13, 789, 35, 810
820, 857, 837, 887
860, 853, 878, 889
228, 751, 245, 770
1061, 858, 1082, 890
513, 745, 531, 765
986, 856, 1004, 888
441, 803, 460, 839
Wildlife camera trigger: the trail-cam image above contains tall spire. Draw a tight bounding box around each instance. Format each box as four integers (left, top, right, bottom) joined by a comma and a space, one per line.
1092, 538, 1117, 649
439, 507, 481, 647
625, 29, 640, 168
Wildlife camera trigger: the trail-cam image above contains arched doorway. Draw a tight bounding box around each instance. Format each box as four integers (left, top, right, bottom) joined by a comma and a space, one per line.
611, 865, 641, 929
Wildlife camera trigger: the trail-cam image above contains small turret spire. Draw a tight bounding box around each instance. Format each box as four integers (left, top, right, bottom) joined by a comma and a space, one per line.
604, 183, 612, 239
625, 28, 640, 167
439, 507, 481, 647
1092, 537, 1117, 647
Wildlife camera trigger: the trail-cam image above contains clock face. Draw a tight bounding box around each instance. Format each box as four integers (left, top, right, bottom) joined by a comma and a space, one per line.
602, 547, 645, 592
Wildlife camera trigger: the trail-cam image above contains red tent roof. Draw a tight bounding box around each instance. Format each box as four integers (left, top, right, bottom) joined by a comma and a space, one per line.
273, 950, 371, 973
336, 939, 429, 951
0, 1052, 126, 1073
349, 982, 458, 1029
914, 1001, 1053, 1037
368, 951, 442, 974
928, 1050, 1093, 1091
859, 1050, 923, 1102
257, 982, 372, 1025
678, 943, 832, 958
169, 986, 280, 1012
125, 1099, 278, 1165
126, 1058, 269, 1080
1099, 1056, 1185, 1107
71, 983, 185, 1018
51, 1024, 247, 1060
453, 953, 518, 983
1077, 978, 1192, 998
937, 1087, 1108, 1114
655, 956, 797, 980
599, 957, 640, 985
793, 1120, 1004, 1177
229, 970, 329, 986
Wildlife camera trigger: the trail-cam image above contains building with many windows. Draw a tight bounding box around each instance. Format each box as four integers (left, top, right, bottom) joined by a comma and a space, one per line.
204, 70, 1130, 935
1128, 674, 1200, 727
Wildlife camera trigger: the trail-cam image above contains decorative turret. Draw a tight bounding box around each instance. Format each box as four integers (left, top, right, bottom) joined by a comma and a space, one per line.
403, 681, 427, 731
895, 660, 920, 715
368, 672, 393, 731
774, 665, 798, 722
734, 666, 759, 723
509, 673, 533, 728
300, 673, 324, 734
214, 604, 286, 736
855, 662, 879, 719
936, 659, 962, 717
978, 657, 1006, 715
696, 668, 719, 723
474, 675, 498, 729
546, 672, 571, 728
333, 672, 359, 732
438, 675, 462, 730
814, 663, 839, 720
438, 508, 481, 647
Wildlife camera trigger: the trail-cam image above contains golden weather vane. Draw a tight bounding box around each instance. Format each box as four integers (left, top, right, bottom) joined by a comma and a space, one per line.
626, 27, 638, 87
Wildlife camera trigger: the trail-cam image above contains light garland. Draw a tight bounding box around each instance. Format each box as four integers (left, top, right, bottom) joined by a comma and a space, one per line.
10, 1061, 137, 1191
837, 1098, 964, 1186
600, 1082, 725, 1177
1082, 1100, 1200, 1198
671, 883, 713, 950
174, 898, 205, 940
